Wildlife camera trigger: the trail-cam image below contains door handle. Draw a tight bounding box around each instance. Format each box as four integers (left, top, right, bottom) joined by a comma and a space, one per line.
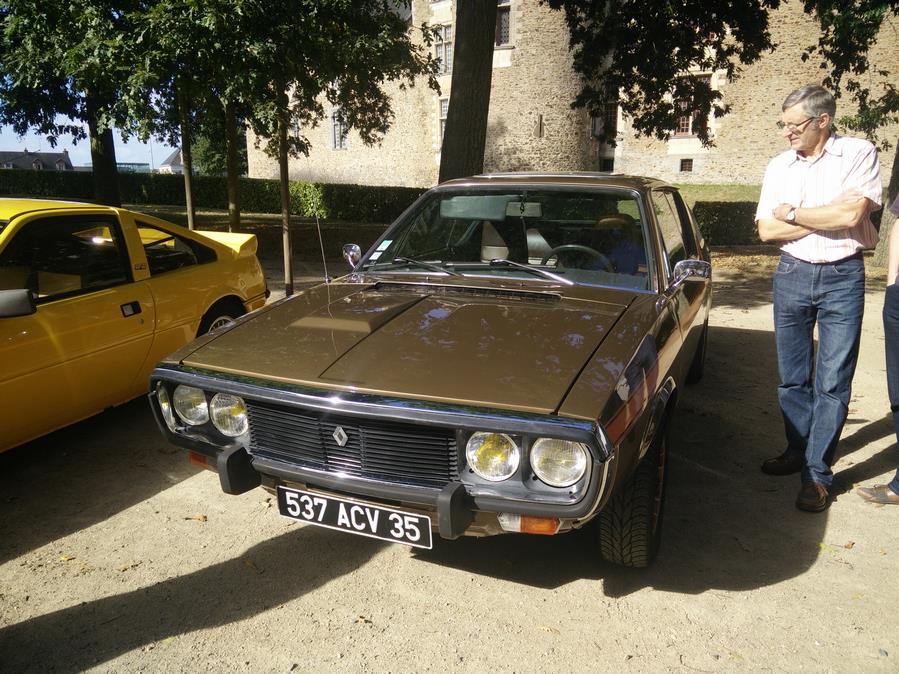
120, 301, 142, 317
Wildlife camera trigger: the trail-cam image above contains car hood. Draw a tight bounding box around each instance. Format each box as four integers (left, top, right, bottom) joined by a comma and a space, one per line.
181, 282, 632, 414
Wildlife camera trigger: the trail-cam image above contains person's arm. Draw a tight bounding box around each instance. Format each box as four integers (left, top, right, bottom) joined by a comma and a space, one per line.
757, 189, 875, 242
888, 220, 899, 286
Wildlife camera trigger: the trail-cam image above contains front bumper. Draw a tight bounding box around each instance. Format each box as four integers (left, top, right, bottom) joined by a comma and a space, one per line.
149, 364, 618, 539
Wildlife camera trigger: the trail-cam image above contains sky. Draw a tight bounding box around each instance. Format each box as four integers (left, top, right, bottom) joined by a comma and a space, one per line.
0, 121, 178, 169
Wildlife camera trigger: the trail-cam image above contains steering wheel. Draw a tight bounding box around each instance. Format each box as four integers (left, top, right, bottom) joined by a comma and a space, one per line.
541, 245, 615, 271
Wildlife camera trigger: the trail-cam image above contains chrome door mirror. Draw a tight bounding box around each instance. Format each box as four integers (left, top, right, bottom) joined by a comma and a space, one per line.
670, 259, 711, 291
342, 244, 362, 269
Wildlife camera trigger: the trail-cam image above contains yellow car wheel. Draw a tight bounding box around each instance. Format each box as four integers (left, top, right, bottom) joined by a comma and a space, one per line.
198, 298, 245, 336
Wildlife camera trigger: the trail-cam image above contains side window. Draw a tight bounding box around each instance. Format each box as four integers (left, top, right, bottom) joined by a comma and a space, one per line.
651, 190, 686, 273
668, 190, 700, 258
136, 222, 213, 275
0, 215, 130, 300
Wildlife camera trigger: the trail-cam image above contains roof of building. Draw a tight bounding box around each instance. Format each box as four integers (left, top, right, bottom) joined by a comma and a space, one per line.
0, 149, 74, 171
159, 148, 182, 168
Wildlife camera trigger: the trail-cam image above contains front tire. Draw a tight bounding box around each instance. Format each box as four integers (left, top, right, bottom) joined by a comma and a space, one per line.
597, 427, 668, 568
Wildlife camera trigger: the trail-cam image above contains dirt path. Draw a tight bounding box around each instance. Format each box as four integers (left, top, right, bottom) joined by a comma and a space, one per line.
1, 251, 897, 672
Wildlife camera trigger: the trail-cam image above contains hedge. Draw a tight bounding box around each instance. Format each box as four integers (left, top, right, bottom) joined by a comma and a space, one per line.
692, 201, 760, 245
0, 168, 764, 245
0, 168, 424, 224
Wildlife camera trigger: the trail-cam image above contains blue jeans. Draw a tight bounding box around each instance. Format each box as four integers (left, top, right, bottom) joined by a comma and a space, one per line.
773, 252, 865, 487
882, 284, 899, 494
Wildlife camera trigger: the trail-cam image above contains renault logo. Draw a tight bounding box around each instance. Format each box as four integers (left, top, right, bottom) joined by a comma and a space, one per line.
332, 426, 348, 447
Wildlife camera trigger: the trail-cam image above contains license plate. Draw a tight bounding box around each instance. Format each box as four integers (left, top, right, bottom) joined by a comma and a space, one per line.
277, 486, 433, 549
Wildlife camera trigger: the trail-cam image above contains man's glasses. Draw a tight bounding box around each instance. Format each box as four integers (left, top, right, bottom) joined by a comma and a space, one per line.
776, 116, 819, 132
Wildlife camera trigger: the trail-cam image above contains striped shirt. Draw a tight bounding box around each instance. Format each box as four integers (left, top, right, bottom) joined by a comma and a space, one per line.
756, 134, 883, 263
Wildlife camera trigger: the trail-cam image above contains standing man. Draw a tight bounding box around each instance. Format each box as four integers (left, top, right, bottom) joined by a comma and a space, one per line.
859, 194, 899, 505
756, 84, 882, 512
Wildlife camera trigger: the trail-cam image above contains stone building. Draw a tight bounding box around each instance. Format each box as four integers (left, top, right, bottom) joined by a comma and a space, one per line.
246, 0, 898, 188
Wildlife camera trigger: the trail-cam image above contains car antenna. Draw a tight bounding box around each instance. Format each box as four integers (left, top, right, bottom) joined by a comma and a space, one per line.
314, 211, 332, 283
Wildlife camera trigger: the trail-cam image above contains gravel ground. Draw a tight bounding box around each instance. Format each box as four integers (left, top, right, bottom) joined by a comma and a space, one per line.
1, 247, 898, 673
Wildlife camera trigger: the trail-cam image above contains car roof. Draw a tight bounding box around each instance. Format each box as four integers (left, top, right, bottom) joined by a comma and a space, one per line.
437, 172, 671, 191
0, 197, 117, 222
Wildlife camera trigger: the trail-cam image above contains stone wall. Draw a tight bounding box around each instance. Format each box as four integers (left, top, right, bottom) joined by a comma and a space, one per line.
246, 1, 898, 188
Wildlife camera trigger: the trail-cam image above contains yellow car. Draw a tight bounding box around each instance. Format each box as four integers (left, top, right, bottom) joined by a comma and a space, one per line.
0, 198, 268, 452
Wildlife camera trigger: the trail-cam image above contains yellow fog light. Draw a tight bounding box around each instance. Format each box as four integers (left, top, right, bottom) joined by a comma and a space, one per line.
209, 393, 248, 437
173, 385, 209, 426
530, 438, 589, 487
466, 432, 520, 482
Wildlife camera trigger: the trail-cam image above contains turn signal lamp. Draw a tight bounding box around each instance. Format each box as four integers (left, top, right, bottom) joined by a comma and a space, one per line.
497, 513, 561, 535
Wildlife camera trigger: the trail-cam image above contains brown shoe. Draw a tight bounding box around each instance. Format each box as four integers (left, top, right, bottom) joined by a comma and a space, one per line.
857, 484, 899, 505
761, 451, 803, 476
796, 482, 829, 512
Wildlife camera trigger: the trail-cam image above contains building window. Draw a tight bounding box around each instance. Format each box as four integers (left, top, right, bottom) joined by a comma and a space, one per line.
331, 112, 348, 150
674, 75, 711, 137
32, 160, 42, 170
435, 25, 453, 74
439, 98, 449, 141
599, 157, 615, 172
495, 0, 511, 46
680, 158, 694, 172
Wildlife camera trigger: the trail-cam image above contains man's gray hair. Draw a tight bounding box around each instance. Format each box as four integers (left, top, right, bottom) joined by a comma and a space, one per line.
782, 85, 836, 119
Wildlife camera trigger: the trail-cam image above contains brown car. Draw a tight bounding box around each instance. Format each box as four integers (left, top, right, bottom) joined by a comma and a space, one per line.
148, 173, 711, 567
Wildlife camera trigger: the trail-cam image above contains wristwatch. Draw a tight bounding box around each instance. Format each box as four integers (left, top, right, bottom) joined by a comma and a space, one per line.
786, 207, 797, 222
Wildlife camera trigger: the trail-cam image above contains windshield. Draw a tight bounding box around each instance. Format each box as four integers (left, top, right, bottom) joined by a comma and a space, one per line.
361, 187, 652, 290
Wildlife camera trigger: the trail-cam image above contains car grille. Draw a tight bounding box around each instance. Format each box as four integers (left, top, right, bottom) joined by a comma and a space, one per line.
246, 400, 459, 488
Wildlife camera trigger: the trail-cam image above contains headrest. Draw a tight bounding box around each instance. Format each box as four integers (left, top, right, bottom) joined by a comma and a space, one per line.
595, 213, 635, 229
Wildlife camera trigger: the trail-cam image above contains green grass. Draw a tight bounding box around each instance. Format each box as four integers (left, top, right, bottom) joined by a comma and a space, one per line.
674, 184, 761, 208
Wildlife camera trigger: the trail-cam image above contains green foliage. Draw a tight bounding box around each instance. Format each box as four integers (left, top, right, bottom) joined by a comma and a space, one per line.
692, 201, 761, 245
543, 0, 783, 147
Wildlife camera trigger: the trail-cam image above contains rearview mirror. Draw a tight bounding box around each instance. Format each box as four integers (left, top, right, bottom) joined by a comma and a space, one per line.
0, 288, 36, 318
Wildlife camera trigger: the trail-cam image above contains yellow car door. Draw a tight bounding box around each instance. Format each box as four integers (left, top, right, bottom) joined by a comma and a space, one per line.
0, 212, 155, 451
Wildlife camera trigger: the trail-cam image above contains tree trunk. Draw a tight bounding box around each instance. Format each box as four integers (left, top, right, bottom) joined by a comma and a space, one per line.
872, 143, 899, 268
85, 93, 121, 207
277, 102, 294, 297
224, 100, 241, 232
437, 0, 498, 183
178, 82, 196, 230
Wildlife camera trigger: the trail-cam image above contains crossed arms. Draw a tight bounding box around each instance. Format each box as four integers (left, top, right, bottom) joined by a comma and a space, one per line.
756, 189, 877, 243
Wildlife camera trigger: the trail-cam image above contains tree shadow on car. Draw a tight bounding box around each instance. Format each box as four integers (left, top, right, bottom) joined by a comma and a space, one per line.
0, 398, 199, 565
0, 526, 382, 672
418, 324, 892, 596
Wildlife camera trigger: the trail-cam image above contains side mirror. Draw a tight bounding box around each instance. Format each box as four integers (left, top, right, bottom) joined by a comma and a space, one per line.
343, 244, 362, 269
0, 288, 36, 318
670, 259, 711, 290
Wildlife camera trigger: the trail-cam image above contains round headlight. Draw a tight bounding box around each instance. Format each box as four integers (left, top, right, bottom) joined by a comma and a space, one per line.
530, 438, 589, 487
209, 393, 248, 437
466, 432, 520, 482
156, 383, 178, 431
172, 385, 209, 425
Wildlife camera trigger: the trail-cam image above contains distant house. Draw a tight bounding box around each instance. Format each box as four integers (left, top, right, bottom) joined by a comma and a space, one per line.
0, 148, 74, 171
158, 148, 183, 174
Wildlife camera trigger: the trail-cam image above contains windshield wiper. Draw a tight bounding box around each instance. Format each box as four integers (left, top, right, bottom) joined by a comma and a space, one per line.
489, 259, 573, 285
370, 257, 462, 276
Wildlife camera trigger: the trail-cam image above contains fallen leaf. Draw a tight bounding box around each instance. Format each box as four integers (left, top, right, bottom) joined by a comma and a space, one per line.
844, 541, 855, 549
243, 559, 262, 574
852, 592, 863, 600
184, 514, 208, 522
539, 626, 560, 634
59, 555, 76, 562
355, 615, 373, 625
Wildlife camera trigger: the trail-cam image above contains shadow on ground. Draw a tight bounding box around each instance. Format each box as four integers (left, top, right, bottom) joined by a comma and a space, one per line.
0, 527, 382, 673
0, 399, 197, 565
